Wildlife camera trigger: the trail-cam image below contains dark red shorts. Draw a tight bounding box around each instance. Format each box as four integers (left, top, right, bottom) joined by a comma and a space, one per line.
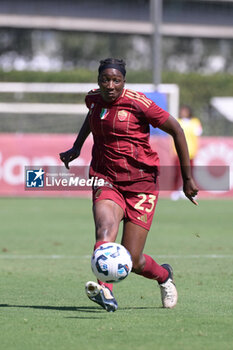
92, 180, 159, 231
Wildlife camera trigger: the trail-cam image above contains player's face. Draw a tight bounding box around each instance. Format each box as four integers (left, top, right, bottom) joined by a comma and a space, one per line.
98, 68, 125, 103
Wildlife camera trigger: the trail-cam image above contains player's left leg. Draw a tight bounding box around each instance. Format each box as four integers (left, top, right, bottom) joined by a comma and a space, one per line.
121, 186, 178, 308
121, 221, 168, 282
121, 221, 177, 308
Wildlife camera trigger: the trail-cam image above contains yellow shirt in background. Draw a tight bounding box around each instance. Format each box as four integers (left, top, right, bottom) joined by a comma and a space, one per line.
177, 117, 203, 159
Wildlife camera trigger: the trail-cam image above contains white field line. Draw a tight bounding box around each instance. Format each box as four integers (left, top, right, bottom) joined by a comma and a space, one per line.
0, 255, 89, 259
0, 254, 233, 260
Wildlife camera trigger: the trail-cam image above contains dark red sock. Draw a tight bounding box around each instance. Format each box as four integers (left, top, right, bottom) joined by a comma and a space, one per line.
94, 240, 113, 292
139, 254, 169, 284
94, 241, 107, 251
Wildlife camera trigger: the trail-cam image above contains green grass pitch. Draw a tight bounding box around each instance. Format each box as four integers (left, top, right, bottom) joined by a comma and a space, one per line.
0, 197, 233, 350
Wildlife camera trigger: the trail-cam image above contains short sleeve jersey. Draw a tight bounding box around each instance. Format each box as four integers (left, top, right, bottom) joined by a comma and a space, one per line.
85, 88, 169, 183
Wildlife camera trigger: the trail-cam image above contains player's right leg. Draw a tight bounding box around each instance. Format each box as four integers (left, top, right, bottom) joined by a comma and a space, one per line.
85, 281, 118, 312
85, 186, 125, 312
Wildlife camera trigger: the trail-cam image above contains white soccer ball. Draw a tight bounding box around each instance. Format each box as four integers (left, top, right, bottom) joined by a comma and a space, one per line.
91, 242, 132, 283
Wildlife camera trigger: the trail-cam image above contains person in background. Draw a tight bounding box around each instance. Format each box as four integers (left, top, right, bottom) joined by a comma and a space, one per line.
171, 105, 203, 201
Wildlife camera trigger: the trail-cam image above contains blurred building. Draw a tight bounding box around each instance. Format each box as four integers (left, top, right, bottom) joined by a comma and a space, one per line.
0, 0, 232, 134
0, 0, 233, 38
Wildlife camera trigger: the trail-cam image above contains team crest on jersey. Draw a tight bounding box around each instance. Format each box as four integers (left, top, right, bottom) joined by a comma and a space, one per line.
117, 110, 128, 121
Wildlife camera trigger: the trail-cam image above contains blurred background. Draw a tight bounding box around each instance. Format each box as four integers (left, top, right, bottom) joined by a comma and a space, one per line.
0, 0, 232, 197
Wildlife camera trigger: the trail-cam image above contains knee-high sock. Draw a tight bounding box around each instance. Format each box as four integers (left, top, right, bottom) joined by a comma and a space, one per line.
94, 241, 113, 292
138, 254, 169, 284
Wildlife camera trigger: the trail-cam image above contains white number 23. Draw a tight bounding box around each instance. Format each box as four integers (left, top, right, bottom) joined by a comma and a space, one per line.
134, 193, 157, 213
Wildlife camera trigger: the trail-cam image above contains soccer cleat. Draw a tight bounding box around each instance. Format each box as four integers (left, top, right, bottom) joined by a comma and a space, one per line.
159, 264, 178, 309
85, 281, 118, 312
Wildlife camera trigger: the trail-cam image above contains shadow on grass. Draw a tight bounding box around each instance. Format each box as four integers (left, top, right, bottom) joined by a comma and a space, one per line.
0, 304, 162, 317
0, 304, 101, 313
65, 316, 104, 319
120, 306, 162, 310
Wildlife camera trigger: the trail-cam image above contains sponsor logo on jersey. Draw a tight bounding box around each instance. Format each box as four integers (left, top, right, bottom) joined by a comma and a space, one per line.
89, 103, 95, 115
95, 188, 102, 199
137, 214, 148, 223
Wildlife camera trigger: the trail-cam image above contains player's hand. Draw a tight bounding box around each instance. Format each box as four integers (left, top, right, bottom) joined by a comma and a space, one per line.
59, 147, 80, 169
183, 178, 199, 206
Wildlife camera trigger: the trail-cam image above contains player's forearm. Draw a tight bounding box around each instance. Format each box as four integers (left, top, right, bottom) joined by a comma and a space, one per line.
159, 116, 192, 181
73, 114, 91, 151
173, 128, 192, 181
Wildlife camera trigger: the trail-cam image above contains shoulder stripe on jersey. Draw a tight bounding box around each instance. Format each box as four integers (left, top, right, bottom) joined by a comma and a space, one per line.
125, 91, 152, 108
121, 89, 126, 98
126, 89, 152, 104
126, 95, 151, 109
125, 90, 152, 107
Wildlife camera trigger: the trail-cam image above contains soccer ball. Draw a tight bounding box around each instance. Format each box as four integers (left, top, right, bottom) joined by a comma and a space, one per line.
91, 243, 132, 283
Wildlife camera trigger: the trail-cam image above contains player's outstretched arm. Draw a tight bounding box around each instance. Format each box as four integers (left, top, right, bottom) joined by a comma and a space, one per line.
159, 115, 199, 205
59, 113, 91, 169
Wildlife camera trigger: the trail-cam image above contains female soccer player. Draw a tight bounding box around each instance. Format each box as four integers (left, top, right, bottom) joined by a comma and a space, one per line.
59, 58, 198, 312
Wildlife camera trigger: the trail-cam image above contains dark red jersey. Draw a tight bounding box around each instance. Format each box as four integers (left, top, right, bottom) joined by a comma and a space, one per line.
85, 88, 169, 183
